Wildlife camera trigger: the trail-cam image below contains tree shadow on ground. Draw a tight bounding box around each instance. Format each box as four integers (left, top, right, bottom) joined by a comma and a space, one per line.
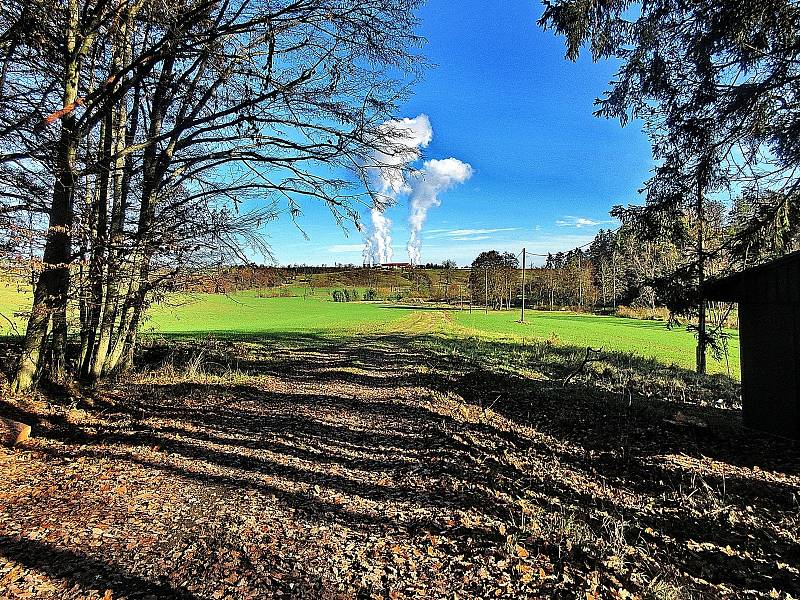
0, 537, 198, 598
1, 329, 799, 597
128, 331, 797, 591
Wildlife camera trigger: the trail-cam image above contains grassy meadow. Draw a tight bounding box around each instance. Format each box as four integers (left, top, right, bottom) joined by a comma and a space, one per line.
142, 289, 409, 336
141, 290, 739, 377
0, 283, 739, 377
0, 279, 32, 335
453, 308, 739, 376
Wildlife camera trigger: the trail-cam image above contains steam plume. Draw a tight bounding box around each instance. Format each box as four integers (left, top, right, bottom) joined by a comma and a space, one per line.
364, 115, 432, 265
407, 158, 473, 265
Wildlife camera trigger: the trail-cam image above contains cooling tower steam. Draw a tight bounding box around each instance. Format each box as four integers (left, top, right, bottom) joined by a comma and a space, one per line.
364, 115, 432, 265
406, 158, 473, 265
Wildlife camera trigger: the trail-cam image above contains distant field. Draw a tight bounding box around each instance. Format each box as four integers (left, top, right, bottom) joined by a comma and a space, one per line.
145, 292, 739, 377
452, 309, 739, 376
0, 285, 740, 377
0, 280, 31, 335
143, 290, 408, 336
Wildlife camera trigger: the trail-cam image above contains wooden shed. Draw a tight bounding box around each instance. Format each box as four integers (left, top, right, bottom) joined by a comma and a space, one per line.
705, 251, 800, 439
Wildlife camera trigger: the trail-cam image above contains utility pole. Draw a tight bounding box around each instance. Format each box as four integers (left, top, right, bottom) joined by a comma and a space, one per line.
612, 237, 617, 308
600, 262, 606, 306
484, 267, 488, 314
520, 247, 526, 323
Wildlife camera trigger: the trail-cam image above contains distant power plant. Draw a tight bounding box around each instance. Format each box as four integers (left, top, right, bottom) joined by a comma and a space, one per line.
361, 262, 414, 269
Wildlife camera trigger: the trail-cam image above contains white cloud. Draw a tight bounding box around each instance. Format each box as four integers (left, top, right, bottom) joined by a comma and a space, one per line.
451, 235, 490, 241
405, 232, 599, 266
556, 216, 615, 228
427, 227, 518, 239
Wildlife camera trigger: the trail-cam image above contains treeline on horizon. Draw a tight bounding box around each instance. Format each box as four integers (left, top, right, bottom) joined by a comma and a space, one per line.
136, 201, 734, 319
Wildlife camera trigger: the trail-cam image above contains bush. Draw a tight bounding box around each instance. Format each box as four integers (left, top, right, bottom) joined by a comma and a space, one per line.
616, 305, 670, 321
363, 289, 378, 301
332, 289, 361, 302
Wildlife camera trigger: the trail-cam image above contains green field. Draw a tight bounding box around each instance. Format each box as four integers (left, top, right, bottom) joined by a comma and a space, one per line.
142, 292, 738, 376
0, 280, 32, 335
142, 290, 408, 335
0, 287, 740, 377
452, 309, 739, 376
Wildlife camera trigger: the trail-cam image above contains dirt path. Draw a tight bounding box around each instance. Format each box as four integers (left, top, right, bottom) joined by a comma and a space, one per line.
1, 327, 799, 599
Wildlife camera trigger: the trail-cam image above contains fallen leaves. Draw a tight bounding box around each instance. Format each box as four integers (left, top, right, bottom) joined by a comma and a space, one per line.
0, 333, 798, 599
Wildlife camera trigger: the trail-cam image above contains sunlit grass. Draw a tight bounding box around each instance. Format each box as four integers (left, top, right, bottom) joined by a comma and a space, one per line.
0, 280, 31, 335
451, 309, 739, 376
0, 284, 740, 378
142, 289, 408, 336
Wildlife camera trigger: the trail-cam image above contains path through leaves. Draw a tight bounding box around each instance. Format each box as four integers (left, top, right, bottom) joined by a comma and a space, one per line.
1, 325, 799, 598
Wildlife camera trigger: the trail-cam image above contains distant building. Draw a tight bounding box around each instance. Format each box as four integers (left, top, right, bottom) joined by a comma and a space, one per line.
380, 262, 412, 270
704, 251, 800, 439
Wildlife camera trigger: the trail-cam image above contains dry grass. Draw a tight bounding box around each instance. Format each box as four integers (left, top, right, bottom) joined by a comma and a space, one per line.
616, 305, 672, 322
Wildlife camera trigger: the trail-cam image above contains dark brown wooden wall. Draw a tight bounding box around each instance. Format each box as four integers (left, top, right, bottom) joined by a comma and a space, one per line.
739, 299, 800, 439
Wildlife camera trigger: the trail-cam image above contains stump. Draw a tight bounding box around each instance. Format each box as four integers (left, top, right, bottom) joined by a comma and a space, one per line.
0, 416, 31, 445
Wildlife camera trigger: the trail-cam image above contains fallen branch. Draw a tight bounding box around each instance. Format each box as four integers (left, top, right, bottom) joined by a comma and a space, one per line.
0, 312, 20, 336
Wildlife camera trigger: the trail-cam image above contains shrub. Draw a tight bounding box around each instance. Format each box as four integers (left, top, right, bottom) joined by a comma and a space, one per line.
616, 305, 670, 321
332, 289, 361, 302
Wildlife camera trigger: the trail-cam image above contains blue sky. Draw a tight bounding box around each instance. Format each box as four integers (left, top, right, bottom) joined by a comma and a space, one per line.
264, 0, 653, 267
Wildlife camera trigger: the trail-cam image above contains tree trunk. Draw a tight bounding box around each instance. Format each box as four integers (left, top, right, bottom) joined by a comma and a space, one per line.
103, 274, 142, 375
12, 283, 50, 392
80, 117, 111, 378
116, 292, 145, 373
87, 13, 134, 381
13, 2, 81, 391
51, 308, 68, 381
696, 176, 707, 375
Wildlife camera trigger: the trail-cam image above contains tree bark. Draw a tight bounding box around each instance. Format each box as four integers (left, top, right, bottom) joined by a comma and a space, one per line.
80, 117, 111, 379
696, 175, 707, 375
13, 0, 81, 391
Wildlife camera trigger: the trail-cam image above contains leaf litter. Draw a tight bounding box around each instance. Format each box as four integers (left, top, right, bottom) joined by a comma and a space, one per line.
0, 327, 798, 599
